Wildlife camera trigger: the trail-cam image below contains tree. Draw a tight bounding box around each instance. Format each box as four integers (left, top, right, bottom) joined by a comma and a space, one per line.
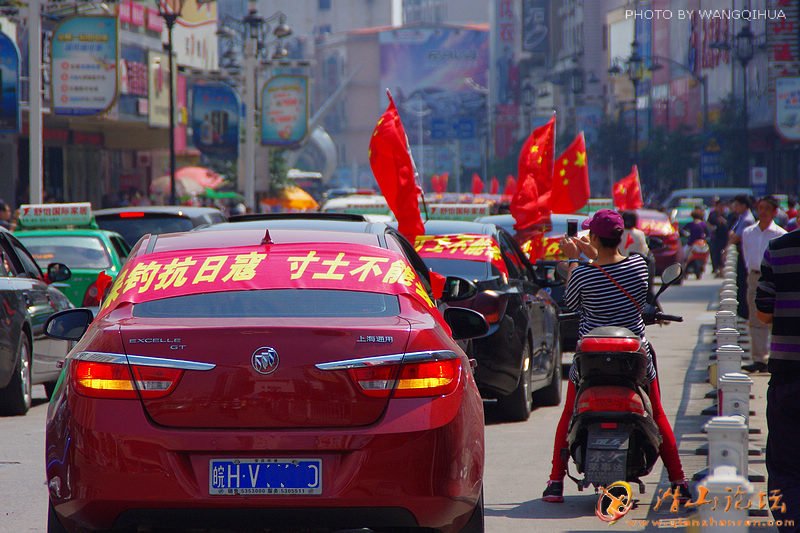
267, 149, 290, 196
639, 126, 700, 198
709, 94, 748, 185
592, 114, 633, 179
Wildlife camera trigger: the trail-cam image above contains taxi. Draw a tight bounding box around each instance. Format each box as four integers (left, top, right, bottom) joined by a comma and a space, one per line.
14, 203, 130, 307
43, 228, 488, 532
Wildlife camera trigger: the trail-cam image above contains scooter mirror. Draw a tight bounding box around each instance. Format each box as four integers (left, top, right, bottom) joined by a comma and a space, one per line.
661, 263, 683, 286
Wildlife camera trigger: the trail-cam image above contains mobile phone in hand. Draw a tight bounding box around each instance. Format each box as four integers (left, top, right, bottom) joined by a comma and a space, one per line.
567, 219, 578, 237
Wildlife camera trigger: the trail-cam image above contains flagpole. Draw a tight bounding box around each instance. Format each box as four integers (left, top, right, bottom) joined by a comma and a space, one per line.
420, 189, 430, 221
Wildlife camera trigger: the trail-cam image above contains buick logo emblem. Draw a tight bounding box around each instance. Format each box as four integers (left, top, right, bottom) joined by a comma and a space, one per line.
251, 347, 279, 375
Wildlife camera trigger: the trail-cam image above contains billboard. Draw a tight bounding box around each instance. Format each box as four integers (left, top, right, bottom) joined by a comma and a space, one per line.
167, 0, 218, 70
379, 27, 489, 146
0, 31, 20, 133
148, 50, 171, 127
776, 77, 800, 142
51, 16, 118, 116
191, 82, 240, 159
260, 75, 309, 147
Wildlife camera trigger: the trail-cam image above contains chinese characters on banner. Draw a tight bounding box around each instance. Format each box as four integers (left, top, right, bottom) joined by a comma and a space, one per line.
414, 234, 508, 275
261, 75, 309, 146
769, 0, 799, 99
101, 244, 435, 313
51, 16, 118, 116
148, 50, 172, 127
493, 0, 520, 159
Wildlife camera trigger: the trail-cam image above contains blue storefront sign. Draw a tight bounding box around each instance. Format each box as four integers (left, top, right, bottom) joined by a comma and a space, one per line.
699, 136, 727, 185
0, 31, 20, 133
191, 82, 240, 159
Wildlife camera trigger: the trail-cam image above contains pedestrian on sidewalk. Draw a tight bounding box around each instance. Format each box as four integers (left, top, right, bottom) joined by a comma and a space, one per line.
742, 196, 786, 373
755, 229, 800, 531
707, 199, 729, 277
729, 194, 756, 319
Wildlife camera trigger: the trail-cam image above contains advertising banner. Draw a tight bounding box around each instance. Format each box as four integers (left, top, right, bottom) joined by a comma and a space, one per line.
51, 16, 118, 116
191, 82, 240, 159
521, 0, 548, 56
167, 0, 218, 70
148, 50, 171, 127
776, 77, 800, 142
0, 31, 20, 133
261, 75, 309, 147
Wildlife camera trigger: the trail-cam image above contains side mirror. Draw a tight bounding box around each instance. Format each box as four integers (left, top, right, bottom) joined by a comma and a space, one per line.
47, 263, 72, 283
45, 308, 94, 341
660, 263, 683, 286
440, 276, 478, 302
443, 307, 490, 340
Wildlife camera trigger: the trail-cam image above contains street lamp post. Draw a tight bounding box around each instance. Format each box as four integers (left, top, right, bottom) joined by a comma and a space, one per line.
155, 0, 186, 206
734, 24, 755, 166
626, 41, 643, 164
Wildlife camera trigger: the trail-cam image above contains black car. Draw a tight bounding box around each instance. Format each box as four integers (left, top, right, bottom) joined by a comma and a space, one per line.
94, 206, 226, 247
195, 213, 436, 294
415, 220, 562, 421
0, 229, 73, 415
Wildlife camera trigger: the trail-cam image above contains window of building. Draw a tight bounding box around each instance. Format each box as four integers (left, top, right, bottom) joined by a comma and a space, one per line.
319, 0, 331, 10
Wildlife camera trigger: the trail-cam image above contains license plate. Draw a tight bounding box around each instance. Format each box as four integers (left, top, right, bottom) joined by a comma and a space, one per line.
209, 458, 322, 495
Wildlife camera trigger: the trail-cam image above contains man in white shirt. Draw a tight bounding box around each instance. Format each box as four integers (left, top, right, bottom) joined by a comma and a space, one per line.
741, 196, 787, 372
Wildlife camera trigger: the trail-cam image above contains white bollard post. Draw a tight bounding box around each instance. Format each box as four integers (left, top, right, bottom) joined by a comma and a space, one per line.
716, 345, 744, 386
718, 373, 753, 424
715, 311, 737, 332
719, 290, 737, 301
718, 298, 738, 314
697, 465, 752, 533
705, 416, 749, 476
715, 328, 739, 347
720, 280, 737, 292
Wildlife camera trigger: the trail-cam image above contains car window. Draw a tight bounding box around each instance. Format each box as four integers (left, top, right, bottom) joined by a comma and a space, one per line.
385, 231, 432, 287
5, 235, 42, 279
110, 236, 130, 260
18, 235, 113, 269
96, 215, 195, 246
497, 232, 523, 279
0, 237, 15, 277
421, 257, 495, 281
133, 289, 400, 318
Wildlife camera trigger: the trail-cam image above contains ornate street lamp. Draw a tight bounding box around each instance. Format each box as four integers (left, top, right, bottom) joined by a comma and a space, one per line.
155, 0, 186, 206
626, 41, 644, 163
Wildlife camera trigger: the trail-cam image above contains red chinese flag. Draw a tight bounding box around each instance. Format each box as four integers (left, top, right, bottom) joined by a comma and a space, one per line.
430, 174, 441, 193
550, 132, 590, 214
490, 176, 499, 195
440, 171, 449, 193
612, 165, 644, 210
511, 116, 556, 230
471, 173, 484, 194
368, 92, 425, 241
503, 175, 517, 196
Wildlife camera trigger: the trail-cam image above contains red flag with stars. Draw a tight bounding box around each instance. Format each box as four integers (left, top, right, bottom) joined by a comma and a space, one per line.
368, 91, 425, 241
511, 115, 556, 230
471, 173, 484, 194
490, 176, 499, 194
503, 175, 517, 196
612, 165, 644, 211
549, 132, 590, 214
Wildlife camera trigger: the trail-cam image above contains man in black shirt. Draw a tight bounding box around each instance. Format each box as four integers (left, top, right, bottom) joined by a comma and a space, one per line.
756, 231, 800, 531
707, 199, 729, 277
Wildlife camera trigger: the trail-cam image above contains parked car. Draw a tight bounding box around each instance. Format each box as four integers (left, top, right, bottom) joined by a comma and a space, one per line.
0, 228, 73, 414
474, 213, 589, 352
663, 187, 754, 209
414, 220, 562, 421
44, 228, 487, 532
94, 206, 226, 247
636, 208, 684, 275
15, 204, 130, 307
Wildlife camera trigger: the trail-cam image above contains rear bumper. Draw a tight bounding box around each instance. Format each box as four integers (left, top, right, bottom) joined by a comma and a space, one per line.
47, 387, 484, 532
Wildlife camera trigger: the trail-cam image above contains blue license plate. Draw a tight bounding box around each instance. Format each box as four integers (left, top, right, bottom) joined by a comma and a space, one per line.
209, 458, 322, 495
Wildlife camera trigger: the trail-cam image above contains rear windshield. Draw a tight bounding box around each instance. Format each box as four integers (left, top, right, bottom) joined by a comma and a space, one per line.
96, 215, 195, 246
19, 235, 112, 269
133, 289, 400, 318
422, 257, 495, 280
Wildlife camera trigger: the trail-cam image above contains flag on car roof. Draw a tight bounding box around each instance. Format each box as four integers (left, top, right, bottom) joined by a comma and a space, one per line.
471, 173, 484, 195
549, 132, 590, 214
368, 91, 425, 241
503, 175, 517, 196
613, 165, 644, 211
511, 114, 555, 230
490, 176, 499, 195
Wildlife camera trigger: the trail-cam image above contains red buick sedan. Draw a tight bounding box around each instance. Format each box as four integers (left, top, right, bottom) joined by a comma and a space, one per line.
44, 229, 487, 532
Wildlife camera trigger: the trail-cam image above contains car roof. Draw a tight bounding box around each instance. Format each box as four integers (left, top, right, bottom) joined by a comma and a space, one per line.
423, 220, 494, 236
197, 219, 383, 234
94, 206, 223, 218
636, 208, 670, 220
145, 228, 382, 255
14, 228, 123, 239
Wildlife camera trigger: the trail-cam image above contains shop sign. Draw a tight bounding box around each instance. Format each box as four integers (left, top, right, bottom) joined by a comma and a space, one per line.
51, 16, 118, 116
0, 31, 20, 133
148, 50, 171, 127
191, 82, 240, 159
261, 75, 309, 147
776, 77, 800, 141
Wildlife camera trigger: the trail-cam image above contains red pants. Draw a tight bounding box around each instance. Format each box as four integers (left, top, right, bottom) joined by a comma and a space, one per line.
548, 376, 685, 482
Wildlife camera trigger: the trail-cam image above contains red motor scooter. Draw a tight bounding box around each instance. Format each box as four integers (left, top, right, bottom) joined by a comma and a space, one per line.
684, 239, 710, 280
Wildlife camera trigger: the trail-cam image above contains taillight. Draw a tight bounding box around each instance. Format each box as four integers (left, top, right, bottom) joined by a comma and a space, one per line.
578, 337, 642, 353
348, 358, 461, 398
662, 233, 679, 247
576, 386, 645, 415
71, 355, 183, 399
119, 212, 145, 218
82, 281, 101, 307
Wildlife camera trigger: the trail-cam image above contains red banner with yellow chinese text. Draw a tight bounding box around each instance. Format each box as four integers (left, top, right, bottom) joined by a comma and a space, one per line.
414, 234, 508, 275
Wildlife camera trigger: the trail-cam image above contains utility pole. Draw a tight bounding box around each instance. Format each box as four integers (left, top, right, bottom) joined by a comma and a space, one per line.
29, 0, 42, 204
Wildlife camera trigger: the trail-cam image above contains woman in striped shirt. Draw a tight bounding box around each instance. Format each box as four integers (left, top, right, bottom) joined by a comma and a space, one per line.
542, 210, 689, 503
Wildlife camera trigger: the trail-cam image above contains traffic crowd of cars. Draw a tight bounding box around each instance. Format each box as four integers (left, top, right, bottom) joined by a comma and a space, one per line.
0, 195, 695, 532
